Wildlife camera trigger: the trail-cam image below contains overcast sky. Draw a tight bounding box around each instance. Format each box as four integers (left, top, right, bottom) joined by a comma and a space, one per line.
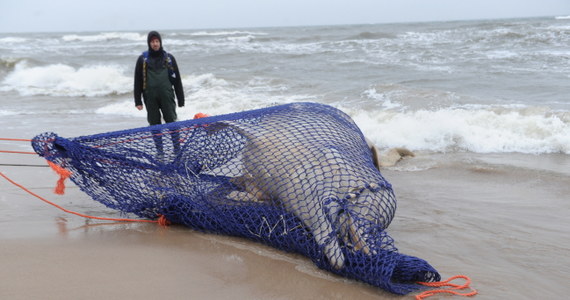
1, 0, 569, 33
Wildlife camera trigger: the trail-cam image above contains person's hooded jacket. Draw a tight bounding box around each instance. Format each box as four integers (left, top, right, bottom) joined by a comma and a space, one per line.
134, 31, 185, 108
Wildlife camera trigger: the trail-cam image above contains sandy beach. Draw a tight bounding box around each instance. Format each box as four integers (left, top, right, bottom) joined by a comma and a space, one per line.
1, 151, 568, 300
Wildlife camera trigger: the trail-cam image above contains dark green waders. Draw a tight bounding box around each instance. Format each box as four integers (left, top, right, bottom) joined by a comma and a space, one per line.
143, 68, 180, 156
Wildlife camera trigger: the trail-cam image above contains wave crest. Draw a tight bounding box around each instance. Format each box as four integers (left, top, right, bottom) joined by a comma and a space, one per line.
0, 62, 131, 97
350, 105, 570, 154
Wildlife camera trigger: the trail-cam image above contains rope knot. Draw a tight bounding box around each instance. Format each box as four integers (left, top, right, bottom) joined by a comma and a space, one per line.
47, 161, 71, 195
157, 214, 171, 227
416, 275, 477, 299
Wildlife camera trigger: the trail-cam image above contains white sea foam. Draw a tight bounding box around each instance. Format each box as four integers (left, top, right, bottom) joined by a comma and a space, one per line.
0, 37, 27, 43
361, 87, 402, 110
227, 35, 256, 43
349, 105, 570, 154
0, 110, 19, 116
95, 100, 145, 117
0, 61, 131, 97
189, 31, 267, 37
62, 32, 145, 42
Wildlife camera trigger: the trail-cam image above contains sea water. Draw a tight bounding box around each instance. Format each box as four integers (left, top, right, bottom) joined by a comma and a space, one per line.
1, 16, 569, 155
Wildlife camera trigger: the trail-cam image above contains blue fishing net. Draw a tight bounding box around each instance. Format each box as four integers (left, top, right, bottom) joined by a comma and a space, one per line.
32, 102, 439, 294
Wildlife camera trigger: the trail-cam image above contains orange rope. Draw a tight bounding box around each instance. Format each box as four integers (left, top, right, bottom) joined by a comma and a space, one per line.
0, 170, 165, 225
0, 138, 32, 142
157, 215, 171, 226
0, 150, 36, 154
46, 161, 72, 195
0, 137, 35, 154
416, 275, 477, 299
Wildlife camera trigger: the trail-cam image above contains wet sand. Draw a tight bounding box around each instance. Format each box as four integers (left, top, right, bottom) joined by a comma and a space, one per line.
1, 153, 569, 299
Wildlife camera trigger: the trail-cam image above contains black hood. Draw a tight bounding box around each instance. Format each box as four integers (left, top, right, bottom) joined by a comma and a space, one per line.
147, 31, 163, 56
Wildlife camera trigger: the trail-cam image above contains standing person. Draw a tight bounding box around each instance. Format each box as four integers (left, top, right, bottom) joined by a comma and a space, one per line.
134, 30, 185, 125
134, 31, 185, 156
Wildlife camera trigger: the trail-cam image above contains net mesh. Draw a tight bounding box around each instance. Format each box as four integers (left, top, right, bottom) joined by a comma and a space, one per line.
32, 102, 439, 294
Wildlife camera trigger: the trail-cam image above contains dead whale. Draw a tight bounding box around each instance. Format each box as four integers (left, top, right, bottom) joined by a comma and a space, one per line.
212, 105, 396, 269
